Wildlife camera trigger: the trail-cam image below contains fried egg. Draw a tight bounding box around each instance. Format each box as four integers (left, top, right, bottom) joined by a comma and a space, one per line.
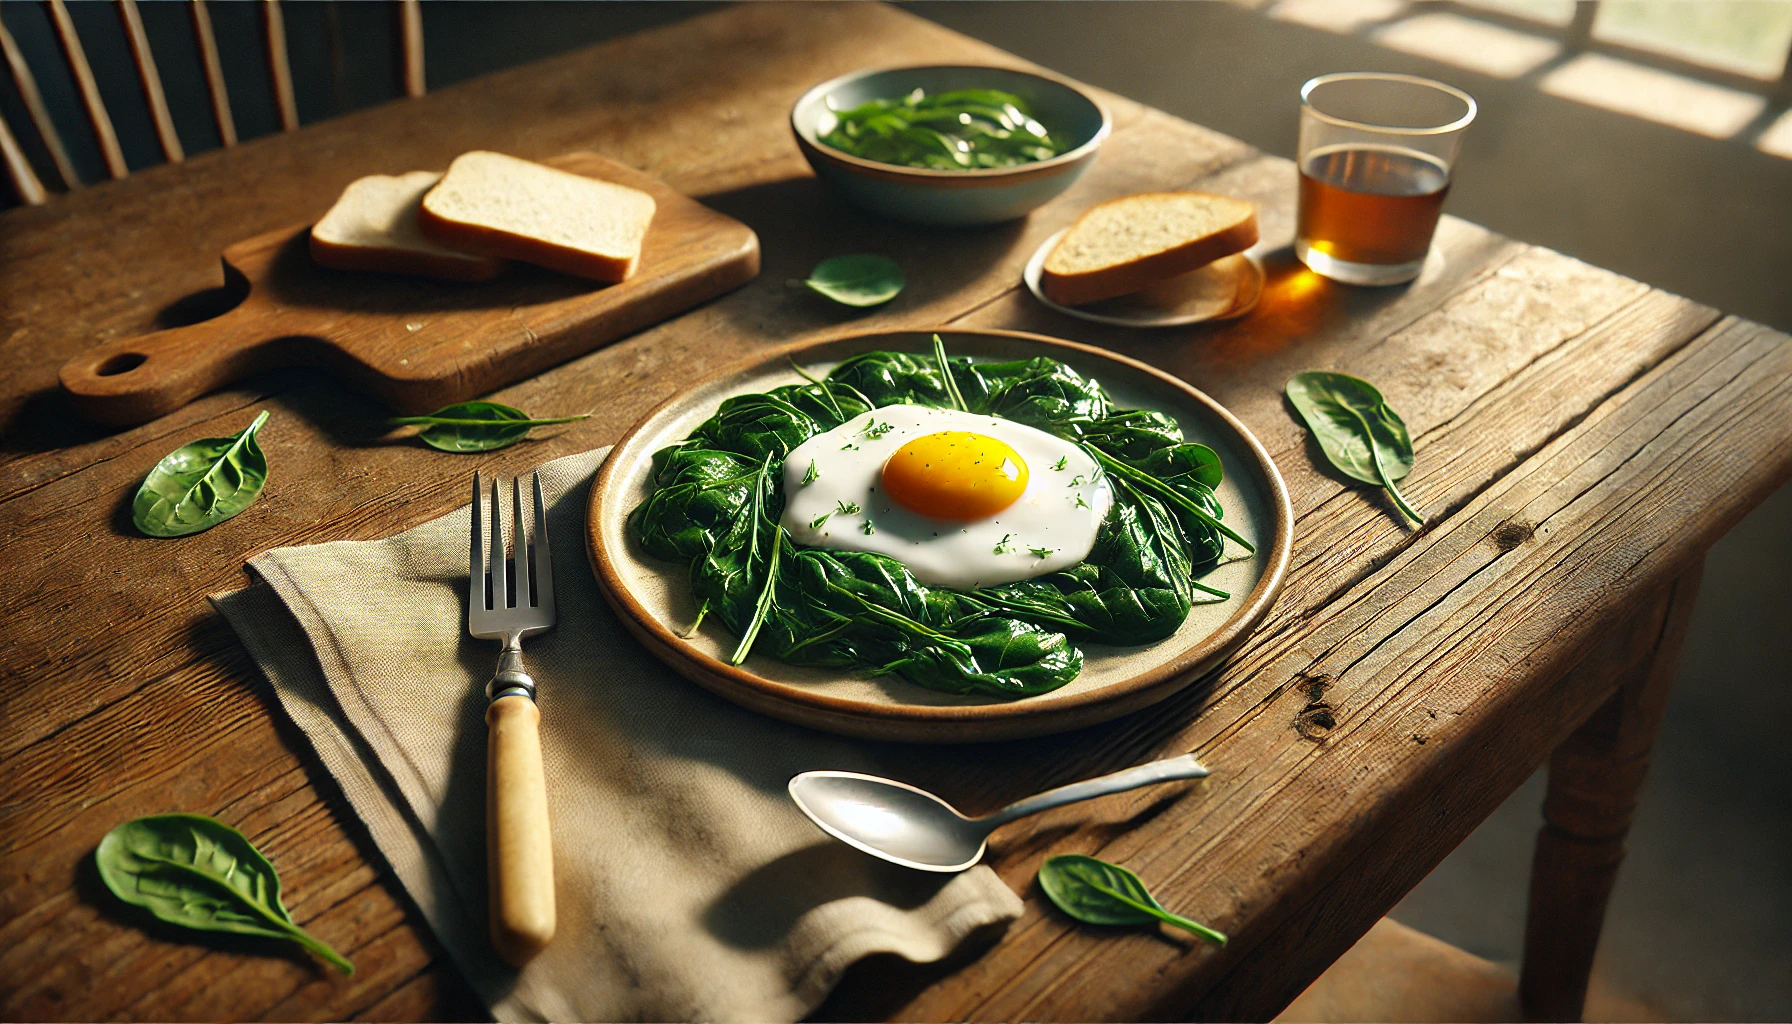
781, 404, 1112, 589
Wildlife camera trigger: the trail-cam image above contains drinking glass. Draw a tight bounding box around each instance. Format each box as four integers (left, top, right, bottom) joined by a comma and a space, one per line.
1296, 72, 1476, 286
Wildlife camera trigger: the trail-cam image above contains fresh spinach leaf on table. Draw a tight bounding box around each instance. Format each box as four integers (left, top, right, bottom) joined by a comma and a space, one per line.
795, 254, 905, 307
389, 401, 588, 452
95, 814, 354, 974
629, 341, 1251, 698
132, 410, 271, 538
1038, 853, 1227, 945
1285, 371, 1423, 524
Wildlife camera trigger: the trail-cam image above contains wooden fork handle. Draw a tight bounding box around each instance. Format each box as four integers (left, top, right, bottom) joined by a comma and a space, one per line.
486, 694, 555, 965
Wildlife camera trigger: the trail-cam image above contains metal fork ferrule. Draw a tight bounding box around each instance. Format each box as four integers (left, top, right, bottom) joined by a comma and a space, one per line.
486, 645, 537, 702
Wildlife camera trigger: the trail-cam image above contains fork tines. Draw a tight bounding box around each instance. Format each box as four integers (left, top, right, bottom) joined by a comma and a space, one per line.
469, 472, 555, 634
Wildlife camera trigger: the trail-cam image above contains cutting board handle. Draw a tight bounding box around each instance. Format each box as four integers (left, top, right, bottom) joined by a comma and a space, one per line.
60, 303, 287, 426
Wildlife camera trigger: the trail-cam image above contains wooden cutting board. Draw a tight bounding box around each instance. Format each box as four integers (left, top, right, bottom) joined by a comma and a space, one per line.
58, 153, 760, 425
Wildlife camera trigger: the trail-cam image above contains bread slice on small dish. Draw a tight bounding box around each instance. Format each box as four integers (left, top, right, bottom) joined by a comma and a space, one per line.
1039, 192, 1259, 306
309, 171, 505, 283
417, 151, 657, 283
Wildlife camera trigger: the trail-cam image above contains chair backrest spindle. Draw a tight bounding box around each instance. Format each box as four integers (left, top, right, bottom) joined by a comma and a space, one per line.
262, 0, 299, 132
117, 0, 183, 163
45, 0, 128, 179
1, 13, 80, 192
0, 111, 47, 205
3, 0, 426, 204
187, 0, 237, 148
399, 0, 425, 98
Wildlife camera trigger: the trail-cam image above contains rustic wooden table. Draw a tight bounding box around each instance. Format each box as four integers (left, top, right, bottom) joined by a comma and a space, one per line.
3, 6, 1787, 1022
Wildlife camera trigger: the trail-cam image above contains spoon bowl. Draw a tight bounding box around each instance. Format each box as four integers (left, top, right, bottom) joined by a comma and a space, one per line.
788, 772, 991, 872
789, 753, 1211, 873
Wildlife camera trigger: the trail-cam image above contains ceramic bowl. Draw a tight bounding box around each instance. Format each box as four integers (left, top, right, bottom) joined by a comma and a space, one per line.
790, 64, 1111, 226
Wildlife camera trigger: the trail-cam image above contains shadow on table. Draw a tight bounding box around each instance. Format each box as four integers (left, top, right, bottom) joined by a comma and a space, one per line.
693, 174, 1032, 345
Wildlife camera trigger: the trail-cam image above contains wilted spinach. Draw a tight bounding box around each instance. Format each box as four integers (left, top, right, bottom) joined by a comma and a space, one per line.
95, 813, 354, 974
132, 410, 271, 538
389, 401, 588, 452
1285, 371, 1422, 524
796, 254, 906, 307
1038, 853, 1227, 945
628, 341, 1250, 698
820, 87, 1065, 170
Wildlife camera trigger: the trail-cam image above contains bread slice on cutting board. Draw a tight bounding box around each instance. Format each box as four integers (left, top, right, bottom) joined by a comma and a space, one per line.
309, 171, 506, 283
418, 150, 657, 283
1040, 192, 1259, 306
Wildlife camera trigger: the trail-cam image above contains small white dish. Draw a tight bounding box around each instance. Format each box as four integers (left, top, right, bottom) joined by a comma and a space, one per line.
1022, 228, 1265, 327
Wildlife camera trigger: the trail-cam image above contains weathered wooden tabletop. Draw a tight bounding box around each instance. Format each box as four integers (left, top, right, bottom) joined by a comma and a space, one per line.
3, 5, 1788, 1022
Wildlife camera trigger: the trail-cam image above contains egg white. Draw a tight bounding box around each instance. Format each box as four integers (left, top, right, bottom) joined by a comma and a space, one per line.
781, 404, 1112, 589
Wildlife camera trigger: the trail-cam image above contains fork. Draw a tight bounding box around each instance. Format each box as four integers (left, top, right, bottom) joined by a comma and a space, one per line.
469, 472, 557, 966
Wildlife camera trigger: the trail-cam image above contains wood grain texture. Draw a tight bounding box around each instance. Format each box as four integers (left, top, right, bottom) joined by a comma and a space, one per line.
0, 13, 78, 191
56, 152, 761, 424
1, 5, 1788, 1021
45, 0, 127, 179
117, 0, 185, 164
188, 0, 236, 148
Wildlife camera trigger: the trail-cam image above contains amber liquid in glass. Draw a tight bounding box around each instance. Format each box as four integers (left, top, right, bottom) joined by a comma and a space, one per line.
1297, 146, 1450, 266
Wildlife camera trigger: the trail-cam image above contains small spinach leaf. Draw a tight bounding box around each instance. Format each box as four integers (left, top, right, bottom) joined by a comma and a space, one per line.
95, 813, 354, 973
1038, 853, 1226, 945
132, 410, 271, 538
797, 254, 905, 307
1285, 371, 1422, 524
389, 401, 588, 452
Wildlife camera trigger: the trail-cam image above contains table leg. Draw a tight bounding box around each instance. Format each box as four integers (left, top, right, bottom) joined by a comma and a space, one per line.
1518, 556, 1703, 1022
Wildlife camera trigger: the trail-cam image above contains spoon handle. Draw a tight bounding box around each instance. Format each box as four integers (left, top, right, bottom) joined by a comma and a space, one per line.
980, 753, 1210, 827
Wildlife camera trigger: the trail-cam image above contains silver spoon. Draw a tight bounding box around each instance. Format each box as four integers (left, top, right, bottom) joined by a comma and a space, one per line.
788, 753, 1211, 873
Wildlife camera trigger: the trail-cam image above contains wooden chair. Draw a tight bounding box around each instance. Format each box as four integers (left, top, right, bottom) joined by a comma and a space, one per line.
1, 0, 425, 205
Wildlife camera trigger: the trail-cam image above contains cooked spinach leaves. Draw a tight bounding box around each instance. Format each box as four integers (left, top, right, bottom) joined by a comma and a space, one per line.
629, 344, 1247, 698
820, 87, 1065, 170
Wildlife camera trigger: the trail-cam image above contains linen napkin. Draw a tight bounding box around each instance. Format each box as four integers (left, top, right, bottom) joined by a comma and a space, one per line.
211, 447, 1022, 1023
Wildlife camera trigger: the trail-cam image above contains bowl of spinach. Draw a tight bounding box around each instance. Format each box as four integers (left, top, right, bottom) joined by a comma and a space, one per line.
790, 65, 1111, 226
587, 328, 1292, 743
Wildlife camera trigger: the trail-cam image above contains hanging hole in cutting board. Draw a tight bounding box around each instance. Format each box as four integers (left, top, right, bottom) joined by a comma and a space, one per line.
96, 353, 147, 376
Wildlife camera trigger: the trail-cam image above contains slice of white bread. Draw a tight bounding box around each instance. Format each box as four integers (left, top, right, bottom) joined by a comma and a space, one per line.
417, 151, 656, 283
1040, 192, 1259, 306
309, 171, 505, 283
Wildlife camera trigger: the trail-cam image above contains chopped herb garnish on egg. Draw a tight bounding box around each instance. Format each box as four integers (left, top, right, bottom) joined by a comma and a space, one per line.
836, 500, 861, 516
802, 459, 818, 484
810, 512, 832, 530
1029, 545, 1054, 558
861, 518, 876, 535
1052, 456, 1068, 471
992, 533, 1014, 554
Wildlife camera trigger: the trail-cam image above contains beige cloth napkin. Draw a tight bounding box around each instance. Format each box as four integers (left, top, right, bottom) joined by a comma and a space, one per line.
211, 447, 1022, 1023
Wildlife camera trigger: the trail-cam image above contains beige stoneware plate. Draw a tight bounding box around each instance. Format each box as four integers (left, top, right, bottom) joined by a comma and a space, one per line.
587, 328, 1292, 742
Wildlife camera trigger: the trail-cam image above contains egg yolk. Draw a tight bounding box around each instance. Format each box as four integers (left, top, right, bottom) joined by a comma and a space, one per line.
881, 431, 1029, 521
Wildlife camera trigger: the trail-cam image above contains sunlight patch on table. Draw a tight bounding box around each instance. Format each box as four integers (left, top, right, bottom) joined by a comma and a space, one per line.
1756, 109, 1792, 160
1539, 54, 1767, 138
1456, 0, 1578, 28
1373, 13, 1561, 78
1270, 0, 1407, 35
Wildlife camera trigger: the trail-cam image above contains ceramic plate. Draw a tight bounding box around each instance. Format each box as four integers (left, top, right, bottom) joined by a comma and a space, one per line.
587, 328, 1291, 742
1023, 229, 1265, 327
